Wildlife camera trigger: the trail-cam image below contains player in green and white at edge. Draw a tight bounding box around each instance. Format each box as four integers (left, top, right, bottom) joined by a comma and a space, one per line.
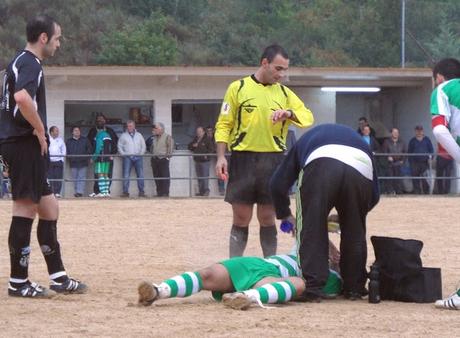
430, 57, 460, 310
137, 217, 342, 310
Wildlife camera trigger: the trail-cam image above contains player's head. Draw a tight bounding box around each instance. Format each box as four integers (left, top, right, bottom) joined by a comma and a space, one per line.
26, 15, 61, 58
259, 44, 289, 84
432, 58, 460, 86
95, 113, 106, 128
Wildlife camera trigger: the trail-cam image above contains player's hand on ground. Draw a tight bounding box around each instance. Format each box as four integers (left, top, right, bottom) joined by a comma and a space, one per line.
33, 129, 48, 156
271, 109, 292, 124
216, 156, 228, 181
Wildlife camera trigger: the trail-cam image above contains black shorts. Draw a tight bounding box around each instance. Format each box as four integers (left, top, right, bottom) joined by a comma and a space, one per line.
0, 136, 52, 203
225, 151, 284, 205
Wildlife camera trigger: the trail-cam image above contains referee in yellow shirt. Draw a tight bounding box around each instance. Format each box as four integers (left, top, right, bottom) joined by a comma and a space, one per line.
215, 44, 314, 258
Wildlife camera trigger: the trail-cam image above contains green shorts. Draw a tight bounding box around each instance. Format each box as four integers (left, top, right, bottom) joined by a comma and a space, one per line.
95, 161, 110, 175
212, 256, 343, 300
213, 256, 281, 301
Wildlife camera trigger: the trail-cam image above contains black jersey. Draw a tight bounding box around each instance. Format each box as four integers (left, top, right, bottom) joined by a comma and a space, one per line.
0, 50, 47, 143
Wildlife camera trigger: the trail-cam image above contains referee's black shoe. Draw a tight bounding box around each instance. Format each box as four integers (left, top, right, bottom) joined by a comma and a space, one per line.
8, 281, 56, 298
50, 277, 88, 294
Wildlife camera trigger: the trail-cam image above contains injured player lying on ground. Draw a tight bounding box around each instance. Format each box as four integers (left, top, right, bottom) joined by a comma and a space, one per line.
137, 216, 342, 310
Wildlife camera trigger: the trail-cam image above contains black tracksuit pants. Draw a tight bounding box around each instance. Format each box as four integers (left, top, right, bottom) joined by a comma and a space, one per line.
297, 158, 373, 295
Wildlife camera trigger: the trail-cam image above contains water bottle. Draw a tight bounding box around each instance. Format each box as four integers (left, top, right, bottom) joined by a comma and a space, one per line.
368, 263, 381, 304
280, 220, 294, 233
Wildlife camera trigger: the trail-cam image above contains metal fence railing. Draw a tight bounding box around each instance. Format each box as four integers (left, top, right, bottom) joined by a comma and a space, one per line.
0, 152, 458, 198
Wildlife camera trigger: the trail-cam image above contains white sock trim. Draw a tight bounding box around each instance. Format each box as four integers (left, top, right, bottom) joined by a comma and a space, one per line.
49, 271, 67, 280
157, 283, 171, 299
9, 277, 28, 284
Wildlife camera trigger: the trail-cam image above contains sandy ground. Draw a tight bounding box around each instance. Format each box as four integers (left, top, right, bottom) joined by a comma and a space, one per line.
0, 196, 459, 337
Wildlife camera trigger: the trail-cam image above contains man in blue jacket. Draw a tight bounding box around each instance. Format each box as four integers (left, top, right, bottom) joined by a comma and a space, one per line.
270, 124, 380, 301
66, 126, 92, 197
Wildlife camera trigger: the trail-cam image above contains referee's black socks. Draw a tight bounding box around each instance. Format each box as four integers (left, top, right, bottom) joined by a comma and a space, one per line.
8, 216, 33, 288
260, 225, 277, 257
37, 219, 66, 281
229, 225, 248, 257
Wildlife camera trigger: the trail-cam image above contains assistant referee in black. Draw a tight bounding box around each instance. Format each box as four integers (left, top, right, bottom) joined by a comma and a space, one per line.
0, 15, 86, 298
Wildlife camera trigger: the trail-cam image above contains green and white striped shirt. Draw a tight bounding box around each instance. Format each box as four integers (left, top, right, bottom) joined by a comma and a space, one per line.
264, 254, 301, 278
431, 79, 460, 143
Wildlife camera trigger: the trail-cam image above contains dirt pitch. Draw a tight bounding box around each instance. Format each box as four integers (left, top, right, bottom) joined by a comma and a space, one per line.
0, 197, 459, 337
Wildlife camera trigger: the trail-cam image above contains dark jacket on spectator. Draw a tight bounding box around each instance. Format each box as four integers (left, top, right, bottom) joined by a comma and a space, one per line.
382, 137, 406, 163
408, 136, 434, 164
188, 135, 214, 162
66, 136, 93, 168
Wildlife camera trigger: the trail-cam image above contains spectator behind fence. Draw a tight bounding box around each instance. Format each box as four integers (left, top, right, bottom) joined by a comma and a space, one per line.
146, 122, 174, 197
435, 146, 454, 194
356, 116, 376, 137
408, 125, 434, 194
361, 125, 380, 153
48, 126, 66, 197
118, 120, 146, 198
66, 126, 92, 197
87, 113, 118, 197
382, 128, 406, 194
188, 126, 214, 196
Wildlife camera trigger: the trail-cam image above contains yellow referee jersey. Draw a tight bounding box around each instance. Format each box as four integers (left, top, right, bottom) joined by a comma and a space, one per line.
215, 75, 314, 152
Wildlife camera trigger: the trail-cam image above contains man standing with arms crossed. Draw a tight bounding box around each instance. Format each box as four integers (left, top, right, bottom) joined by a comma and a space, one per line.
430, 58, 460, 310
215, 44, 314, 258
0, 15, 87, 298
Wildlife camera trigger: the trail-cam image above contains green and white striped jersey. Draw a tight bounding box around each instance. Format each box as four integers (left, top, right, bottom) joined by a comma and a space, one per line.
431, 79, 460, 143
264, 254, 301, 278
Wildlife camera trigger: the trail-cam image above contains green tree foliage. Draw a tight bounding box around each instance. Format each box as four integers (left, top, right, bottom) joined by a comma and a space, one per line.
426, 19, 460, 61
0, 0, 458, 68
96, 12, 178, 65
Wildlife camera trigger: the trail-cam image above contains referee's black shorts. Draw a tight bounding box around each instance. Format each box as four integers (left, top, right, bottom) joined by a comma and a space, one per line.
0, 135, 52, 203
225, 151, 284, 205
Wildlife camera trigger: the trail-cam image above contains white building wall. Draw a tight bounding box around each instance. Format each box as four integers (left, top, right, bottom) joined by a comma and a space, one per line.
46, 75, 238, 197
293, 87, 336, 136
44, 72, 434, 197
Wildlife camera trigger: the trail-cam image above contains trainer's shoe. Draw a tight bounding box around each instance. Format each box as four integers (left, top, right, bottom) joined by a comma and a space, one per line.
138, 281, 159, 306
8, 281, 56, 298
50, 277, 88, 294
435, 289, 460, 310
222, 292, 260, 310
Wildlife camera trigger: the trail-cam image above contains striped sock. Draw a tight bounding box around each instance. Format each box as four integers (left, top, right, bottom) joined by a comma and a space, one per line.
98, 176, 109, 194
243, 280, 296, 304
157, 272, 203, 299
